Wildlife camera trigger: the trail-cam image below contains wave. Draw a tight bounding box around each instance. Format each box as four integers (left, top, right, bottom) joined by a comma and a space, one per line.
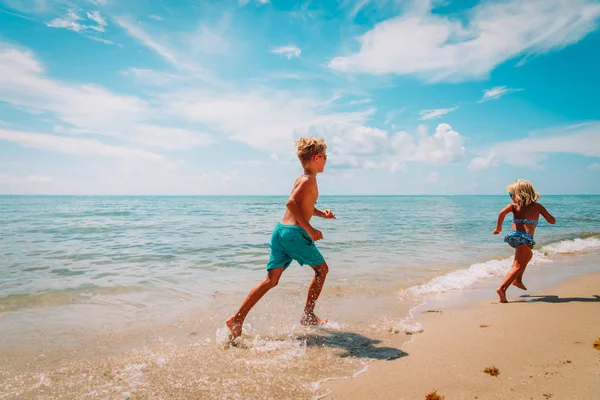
402, 235, 600, 297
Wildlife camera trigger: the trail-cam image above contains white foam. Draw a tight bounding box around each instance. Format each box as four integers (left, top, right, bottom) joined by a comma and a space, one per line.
402, 251, 551, 297
540, 236, 600, 255
400, 236, 600, 298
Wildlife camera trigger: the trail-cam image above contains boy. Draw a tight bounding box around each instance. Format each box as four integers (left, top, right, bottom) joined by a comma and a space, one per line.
226, 137, 335, 339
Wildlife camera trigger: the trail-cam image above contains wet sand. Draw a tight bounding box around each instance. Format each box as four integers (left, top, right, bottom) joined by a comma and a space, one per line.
324, 273, 600, 400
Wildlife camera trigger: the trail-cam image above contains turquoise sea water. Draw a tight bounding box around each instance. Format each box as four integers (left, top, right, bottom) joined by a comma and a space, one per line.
1, 195, 600, 399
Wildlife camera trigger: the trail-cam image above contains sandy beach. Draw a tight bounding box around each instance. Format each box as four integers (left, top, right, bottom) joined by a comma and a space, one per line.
324, 273, 600, 400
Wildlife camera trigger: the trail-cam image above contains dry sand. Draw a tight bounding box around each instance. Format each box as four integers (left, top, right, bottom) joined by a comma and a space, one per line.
323, 273, 600, 400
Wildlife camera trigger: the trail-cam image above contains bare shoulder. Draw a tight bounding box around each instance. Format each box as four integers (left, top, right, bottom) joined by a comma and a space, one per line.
501, 203, 514, 213
291, 174, 316, 192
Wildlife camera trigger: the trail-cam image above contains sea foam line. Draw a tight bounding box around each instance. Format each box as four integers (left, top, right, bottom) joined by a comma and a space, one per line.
402, 235, 600, 297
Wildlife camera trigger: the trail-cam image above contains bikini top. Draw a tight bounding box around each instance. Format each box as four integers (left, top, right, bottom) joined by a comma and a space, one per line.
513, 219, 538, 225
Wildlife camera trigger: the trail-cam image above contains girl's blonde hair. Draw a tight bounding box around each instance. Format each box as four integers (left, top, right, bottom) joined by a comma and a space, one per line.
295, 137, 327, 165
507, 179, 540, 207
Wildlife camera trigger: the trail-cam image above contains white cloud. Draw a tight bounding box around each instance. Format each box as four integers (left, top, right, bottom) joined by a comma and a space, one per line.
470, 122, 600, 169
349, 98, 372, 105
149, 15, 163, 21
113, 16, 215, 78
114, 16, 177, 64
47, 10, 108, 33
271, 45, 302, 60
158, 87, 375, 152
479, 86, 523, 102
47, 10, 86, 32
329, 0, 600, 82
390, 123, 466, 168
347, 0, 371, 18
87, 11, 107, 30
87, 36, 115, 45
419, 106, 459, 120
0, 129, 164, 162
239, 0, 270, 5
0, 42, 212, 151
588, 162, 600, 170
0, 8, 38, 21
468, 152, 499, 170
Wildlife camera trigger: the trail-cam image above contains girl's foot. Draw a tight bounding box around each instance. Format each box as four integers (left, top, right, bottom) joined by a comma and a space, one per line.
512, 281, 527, 290
496, 287, 508, 303
226, 316, 243, 338
300, 312, 328, 326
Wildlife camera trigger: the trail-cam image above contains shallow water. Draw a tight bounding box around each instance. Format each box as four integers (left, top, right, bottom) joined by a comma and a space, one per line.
1, 195, 600, 398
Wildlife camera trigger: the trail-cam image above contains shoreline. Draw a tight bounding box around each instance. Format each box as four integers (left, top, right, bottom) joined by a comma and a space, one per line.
322, 271, 600, 400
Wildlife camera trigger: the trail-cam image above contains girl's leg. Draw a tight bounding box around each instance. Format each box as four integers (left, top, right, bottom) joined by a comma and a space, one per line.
226, 267, 285, 338
497, 245, 532, 303
513, 249, 533, 290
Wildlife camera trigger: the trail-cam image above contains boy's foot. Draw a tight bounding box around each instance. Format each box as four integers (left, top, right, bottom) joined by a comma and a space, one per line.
300, 313, 328, 326
512, 281, 527, 290
226, 316, 243, 338
496, 287, 508, 303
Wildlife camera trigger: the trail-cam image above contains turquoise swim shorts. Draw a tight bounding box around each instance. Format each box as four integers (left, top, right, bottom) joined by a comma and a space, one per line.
266, 223, 325, 270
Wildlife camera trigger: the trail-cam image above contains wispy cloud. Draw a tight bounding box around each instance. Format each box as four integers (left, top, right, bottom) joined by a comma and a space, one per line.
479, 86, 523, 102
47, 9, 107, 33
329, 0, 600, 82
419, 107, 459, 120
239, 0, 270, 5
0, 7, 38, 21
468, 122, 600, 169
0, 129, 165, 162
114, 16, 177, 64
468, 152, 499, 171
348, 98, 372, 105
271, 45, 301, 60
87, 36, 116, 45
148, 15, 163, 21
86, 10, 107, 30
0, 42, 213, 151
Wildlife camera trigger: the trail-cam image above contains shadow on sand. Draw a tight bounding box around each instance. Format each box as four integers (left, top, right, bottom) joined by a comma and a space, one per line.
519, 294, 600, 303
295, 329, 408, 360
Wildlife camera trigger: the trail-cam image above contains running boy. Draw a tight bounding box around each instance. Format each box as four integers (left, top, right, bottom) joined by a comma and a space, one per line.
226, 137, 335, 338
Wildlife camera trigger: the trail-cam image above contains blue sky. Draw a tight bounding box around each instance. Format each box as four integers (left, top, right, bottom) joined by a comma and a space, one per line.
0, 0, 599, 195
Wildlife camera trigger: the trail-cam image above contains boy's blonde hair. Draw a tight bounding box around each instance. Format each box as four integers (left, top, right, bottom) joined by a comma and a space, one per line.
507, 179, 540, 207
295, 137, 327, 165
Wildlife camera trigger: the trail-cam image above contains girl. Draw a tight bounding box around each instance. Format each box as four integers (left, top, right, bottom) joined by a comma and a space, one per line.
493, 179, 556, 303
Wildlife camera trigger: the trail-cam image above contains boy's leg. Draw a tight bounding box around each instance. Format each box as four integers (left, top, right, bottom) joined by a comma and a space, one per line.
301, 261, 329, 326
226, 266, 285, 338
497, 245, 532, 303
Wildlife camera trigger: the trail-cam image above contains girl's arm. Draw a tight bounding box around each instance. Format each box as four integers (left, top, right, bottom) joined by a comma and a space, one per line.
494, 204, 513, 234
539, 204, 556, 224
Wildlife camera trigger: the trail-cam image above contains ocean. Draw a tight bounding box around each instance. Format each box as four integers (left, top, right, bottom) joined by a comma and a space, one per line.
1, 195, 600, 399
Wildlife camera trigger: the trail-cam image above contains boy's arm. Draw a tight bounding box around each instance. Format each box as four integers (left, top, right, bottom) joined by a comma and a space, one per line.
494, 204, 513, 234
539, 204, 556, 224
313, 207, 336, 219
285, 176, 320, 237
